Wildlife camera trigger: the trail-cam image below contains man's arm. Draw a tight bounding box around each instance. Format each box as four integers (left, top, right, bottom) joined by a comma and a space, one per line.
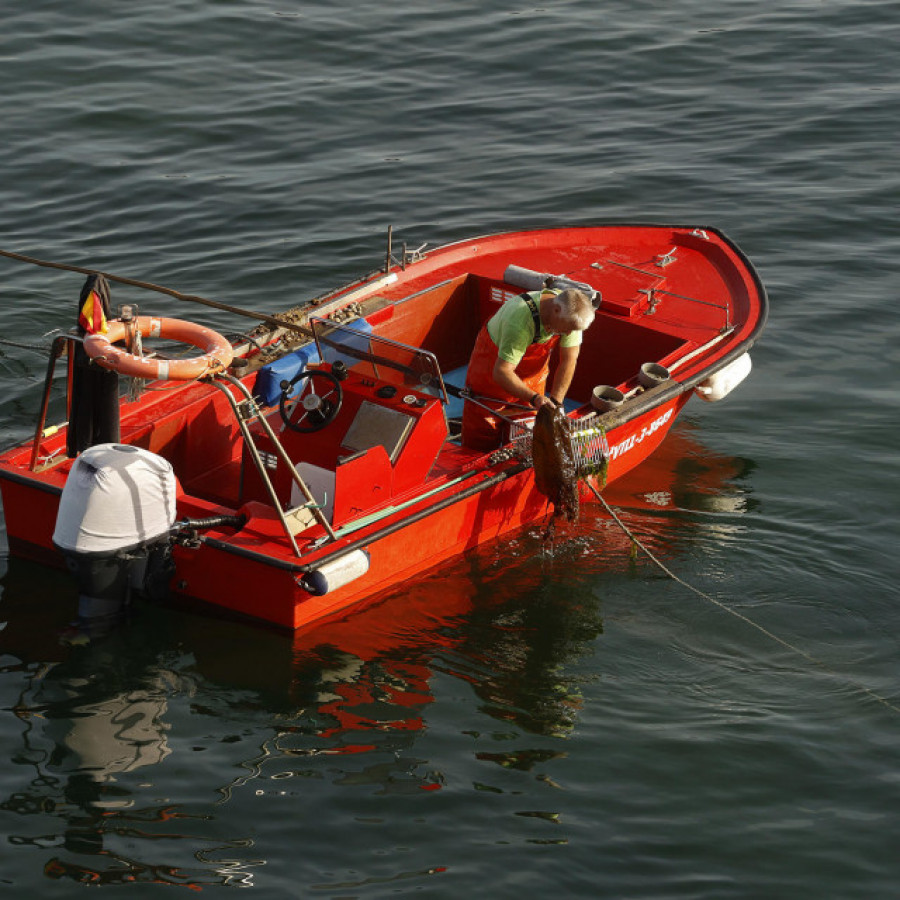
492, 356, 565, 410
492, 358, 544, 405
549, 345, 579, 404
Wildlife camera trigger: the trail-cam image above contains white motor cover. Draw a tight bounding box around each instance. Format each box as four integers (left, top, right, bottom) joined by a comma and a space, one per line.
53, 443, 177, 555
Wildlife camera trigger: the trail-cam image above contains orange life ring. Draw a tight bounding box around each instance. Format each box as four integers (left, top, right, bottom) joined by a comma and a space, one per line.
83, 316, 234, 381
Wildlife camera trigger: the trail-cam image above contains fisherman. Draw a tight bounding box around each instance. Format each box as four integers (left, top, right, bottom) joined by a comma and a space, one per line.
461, 287, 596, 451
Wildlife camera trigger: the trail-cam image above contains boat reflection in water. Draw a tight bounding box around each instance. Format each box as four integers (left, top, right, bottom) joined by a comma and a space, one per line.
0, 423, 751, 887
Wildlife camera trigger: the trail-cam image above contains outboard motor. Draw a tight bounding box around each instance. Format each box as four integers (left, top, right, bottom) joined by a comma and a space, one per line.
53, 443, 177, 621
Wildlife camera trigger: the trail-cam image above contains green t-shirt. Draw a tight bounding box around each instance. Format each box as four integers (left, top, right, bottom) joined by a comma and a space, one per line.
486, 291, 582, 367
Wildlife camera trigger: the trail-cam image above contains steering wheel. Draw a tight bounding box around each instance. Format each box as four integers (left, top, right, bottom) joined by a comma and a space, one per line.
278, 368, 343, 433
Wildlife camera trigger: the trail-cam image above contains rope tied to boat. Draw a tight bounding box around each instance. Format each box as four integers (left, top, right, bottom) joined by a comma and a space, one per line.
528, 406, 900, 716
0, 246, 314, 339
0, 336, 57, 354
583, 479, 900, 717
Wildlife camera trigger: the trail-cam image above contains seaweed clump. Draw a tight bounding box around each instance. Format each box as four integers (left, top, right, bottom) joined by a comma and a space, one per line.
531, 404, 580, 524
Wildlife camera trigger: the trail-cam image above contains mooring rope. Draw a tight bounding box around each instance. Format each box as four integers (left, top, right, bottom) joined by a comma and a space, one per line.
0, 336, 54, 354
0, 247, 314, 339
585, 480, 900, 716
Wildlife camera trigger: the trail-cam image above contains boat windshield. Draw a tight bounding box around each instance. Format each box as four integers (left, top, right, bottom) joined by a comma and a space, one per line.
310, 316, 449, 404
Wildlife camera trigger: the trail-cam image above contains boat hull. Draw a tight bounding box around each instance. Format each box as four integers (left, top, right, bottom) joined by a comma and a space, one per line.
1, 395, 689, 630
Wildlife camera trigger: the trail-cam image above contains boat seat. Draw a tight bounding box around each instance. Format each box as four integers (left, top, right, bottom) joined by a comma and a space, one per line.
289, 444, 394, 527
443, 365, 468, 420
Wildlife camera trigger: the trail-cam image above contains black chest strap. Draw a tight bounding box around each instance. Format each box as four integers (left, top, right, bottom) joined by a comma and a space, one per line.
521, 292, 543, 344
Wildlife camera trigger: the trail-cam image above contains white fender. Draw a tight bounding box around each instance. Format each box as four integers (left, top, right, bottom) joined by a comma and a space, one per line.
695, 353, 752, 402
303, 549, 370, 596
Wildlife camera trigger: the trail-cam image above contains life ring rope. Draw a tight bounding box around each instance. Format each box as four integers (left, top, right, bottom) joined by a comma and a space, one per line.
83, 315, 234, 381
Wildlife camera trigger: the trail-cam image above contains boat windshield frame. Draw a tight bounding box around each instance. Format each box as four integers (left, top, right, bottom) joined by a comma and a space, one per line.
310, 316, 449, 404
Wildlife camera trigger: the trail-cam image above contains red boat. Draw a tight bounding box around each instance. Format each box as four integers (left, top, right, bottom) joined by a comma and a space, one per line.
0, 225, 767, 630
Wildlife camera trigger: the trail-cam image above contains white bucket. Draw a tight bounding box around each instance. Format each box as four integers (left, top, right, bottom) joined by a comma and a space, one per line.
591, 385, 625, 412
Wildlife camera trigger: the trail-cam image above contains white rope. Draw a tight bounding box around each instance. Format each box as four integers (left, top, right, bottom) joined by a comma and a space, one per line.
586, 481, 900, 716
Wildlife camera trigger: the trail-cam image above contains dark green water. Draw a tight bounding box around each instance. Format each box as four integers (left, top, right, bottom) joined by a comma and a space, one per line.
1, 2, 898, 896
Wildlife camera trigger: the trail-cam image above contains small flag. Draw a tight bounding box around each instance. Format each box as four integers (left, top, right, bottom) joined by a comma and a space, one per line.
78, 289, 108, 334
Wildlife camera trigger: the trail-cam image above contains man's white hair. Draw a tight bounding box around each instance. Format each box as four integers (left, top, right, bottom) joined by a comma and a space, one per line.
554, 288, 595, 331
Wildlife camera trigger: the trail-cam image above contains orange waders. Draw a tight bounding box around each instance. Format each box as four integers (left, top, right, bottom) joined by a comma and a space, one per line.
461, 322, 559, 452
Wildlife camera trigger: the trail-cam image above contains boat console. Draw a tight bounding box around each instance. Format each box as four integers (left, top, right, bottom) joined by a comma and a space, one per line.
241, 318, 451, 528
